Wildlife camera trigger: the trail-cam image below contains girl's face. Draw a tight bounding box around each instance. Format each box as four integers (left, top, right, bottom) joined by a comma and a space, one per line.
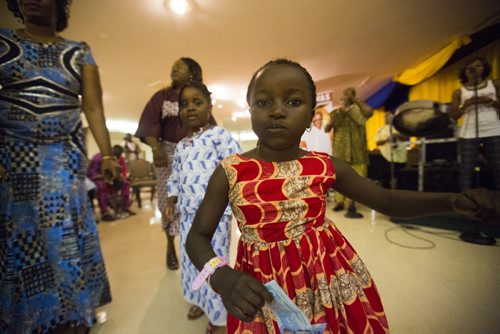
465, 59, 484, 82
19, 0, 57, 27
171, 60, 191, 86
179, 87, 212, 130
248, 64, 314, 150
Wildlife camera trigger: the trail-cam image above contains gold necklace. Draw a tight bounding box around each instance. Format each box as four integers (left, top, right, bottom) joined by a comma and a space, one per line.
22, 29, 59, 48
186, 124, 212, 145
189, 123, 212, 137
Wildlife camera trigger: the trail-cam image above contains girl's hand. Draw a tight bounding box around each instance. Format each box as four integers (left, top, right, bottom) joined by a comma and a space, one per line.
211, 266, 273, 322
0, 165, 8, 182
153, 147, 168, 167
452, 188, 500, 225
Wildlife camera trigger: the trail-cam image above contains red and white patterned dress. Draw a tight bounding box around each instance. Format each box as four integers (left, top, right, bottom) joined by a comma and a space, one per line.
221, 152, 389, 333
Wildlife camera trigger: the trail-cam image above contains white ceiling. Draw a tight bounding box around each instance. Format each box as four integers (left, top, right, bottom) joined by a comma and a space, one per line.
1, 0, 500, 133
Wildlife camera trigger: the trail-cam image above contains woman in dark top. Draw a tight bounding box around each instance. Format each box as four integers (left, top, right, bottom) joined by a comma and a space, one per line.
135, 57, 215, 271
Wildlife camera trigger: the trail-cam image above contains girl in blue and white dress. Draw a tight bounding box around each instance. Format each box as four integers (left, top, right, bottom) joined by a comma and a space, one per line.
166, 81, 241, 333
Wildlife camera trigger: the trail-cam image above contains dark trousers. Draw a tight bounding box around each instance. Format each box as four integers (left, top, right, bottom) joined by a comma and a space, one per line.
458, 136, 500, 190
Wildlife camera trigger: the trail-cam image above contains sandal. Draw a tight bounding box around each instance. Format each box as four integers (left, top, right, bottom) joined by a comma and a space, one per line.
187, 305, 204, 320
205, 322, 215, 334
166, 252, 179, 270
206, 322, 225, 334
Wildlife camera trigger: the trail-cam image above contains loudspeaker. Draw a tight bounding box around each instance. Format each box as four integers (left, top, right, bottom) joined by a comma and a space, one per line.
397, 167, 460, 192
390, 214, 500, 238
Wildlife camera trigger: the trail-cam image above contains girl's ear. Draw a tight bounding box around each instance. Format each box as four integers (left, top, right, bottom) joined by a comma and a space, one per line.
308, 109, 315, 123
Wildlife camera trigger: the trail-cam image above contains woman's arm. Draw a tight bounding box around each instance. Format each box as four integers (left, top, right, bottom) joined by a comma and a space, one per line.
81, 64, 117, 176
81, 64, 113, 157
450, 88, 463, 120
354, 98, 373, 118
492, 80, 500, 113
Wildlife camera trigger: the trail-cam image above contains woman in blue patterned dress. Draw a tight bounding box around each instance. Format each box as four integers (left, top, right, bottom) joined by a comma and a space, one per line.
166, 82, 241, 333
1, 1, 113, 333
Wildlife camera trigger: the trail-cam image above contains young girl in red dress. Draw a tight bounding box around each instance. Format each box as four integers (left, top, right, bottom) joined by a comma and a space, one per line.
186, 59, 500, 333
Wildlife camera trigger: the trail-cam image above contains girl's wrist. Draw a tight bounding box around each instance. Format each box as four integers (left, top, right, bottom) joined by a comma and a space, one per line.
209, 265, 231, 293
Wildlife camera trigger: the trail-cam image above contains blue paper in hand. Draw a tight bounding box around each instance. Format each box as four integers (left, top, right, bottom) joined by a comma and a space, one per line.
265, 280, 327, 333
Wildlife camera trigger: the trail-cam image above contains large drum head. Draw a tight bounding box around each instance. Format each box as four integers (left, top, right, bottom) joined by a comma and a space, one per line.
393, 100, 450, 137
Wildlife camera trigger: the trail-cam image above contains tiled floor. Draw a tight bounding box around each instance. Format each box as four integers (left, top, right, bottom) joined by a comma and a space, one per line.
90, 198, 500, 334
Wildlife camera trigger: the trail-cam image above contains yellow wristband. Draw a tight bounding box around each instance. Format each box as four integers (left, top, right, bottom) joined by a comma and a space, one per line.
102, 155, 114, 160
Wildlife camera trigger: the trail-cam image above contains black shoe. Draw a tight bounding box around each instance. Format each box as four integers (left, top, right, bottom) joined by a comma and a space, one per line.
332, 203, 345, 212
460, 232, 496, 245
166, 252, 179, 270
102, 214, 115, 222
345, 205, 363, 219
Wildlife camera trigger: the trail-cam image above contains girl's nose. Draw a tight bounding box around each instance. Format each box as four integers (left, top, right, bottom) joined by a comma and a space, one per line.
270, 102, 286, 118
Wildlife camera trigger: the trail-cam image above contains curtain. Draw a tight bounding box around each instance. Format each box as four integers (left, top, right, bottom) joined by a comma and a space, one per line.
394, 36, 471, 85
409, 39, 500, 103
366, 109, 386, 151
366, 81, 396, 109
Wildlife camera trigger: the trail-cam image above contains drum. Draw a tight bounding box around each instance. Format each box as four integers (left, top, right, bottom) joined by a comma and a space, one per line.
393, 100, 450, 137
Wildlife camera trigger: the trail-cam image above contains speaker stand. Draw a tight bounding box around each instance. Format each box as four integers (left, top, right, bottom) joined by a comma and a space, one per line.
459, 232, 496, 246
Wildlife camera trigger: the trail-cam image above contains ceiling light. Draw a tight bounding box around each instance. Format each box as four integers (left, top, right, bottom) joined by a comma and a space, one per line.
168, 0, 190, 15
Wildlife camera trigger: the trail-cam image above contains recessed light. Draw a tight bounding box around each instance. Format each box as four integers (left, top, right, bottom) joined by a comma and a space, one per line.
167, 0, 190, 15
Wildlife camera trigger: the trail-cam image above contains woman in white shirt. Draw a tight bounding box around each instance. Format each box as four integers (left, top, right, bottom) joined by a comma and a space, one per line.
451, 56, 500, 191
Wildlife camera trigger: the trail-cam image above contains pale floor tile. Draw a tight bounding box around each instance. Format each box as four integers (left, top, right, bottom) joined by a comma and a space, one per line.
91, 198, 500, 334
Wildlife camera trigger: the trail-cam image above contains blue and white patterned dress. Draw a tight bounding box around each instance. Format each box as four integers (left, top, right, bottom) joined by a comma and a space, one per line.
167, 126, 241, 326
0, 28, 111, 333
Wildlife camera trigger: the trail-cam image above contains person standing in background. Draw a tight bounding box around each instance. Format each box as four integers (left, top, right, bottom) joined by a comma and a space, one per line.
1, 0, 114, 332
325, 87, 373, 218
300, 110, 332, 155
375, 112, 408, 189
135, 57, 215, 270
166, 82, 241, 333
121, 133, 141, 162
450, 56, 500, 191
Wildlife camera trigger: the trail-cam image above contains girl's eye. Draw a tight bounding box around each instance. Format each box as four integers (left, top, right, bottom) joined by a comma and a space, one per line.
255, 99, 270, 107
179, 101, 188, 108
288, 99, 303, 107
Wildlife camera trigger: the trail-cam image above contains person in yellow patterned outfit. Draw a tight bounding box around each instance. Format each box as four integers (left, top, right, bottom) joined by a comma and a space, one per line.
325, 87, 373, 218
